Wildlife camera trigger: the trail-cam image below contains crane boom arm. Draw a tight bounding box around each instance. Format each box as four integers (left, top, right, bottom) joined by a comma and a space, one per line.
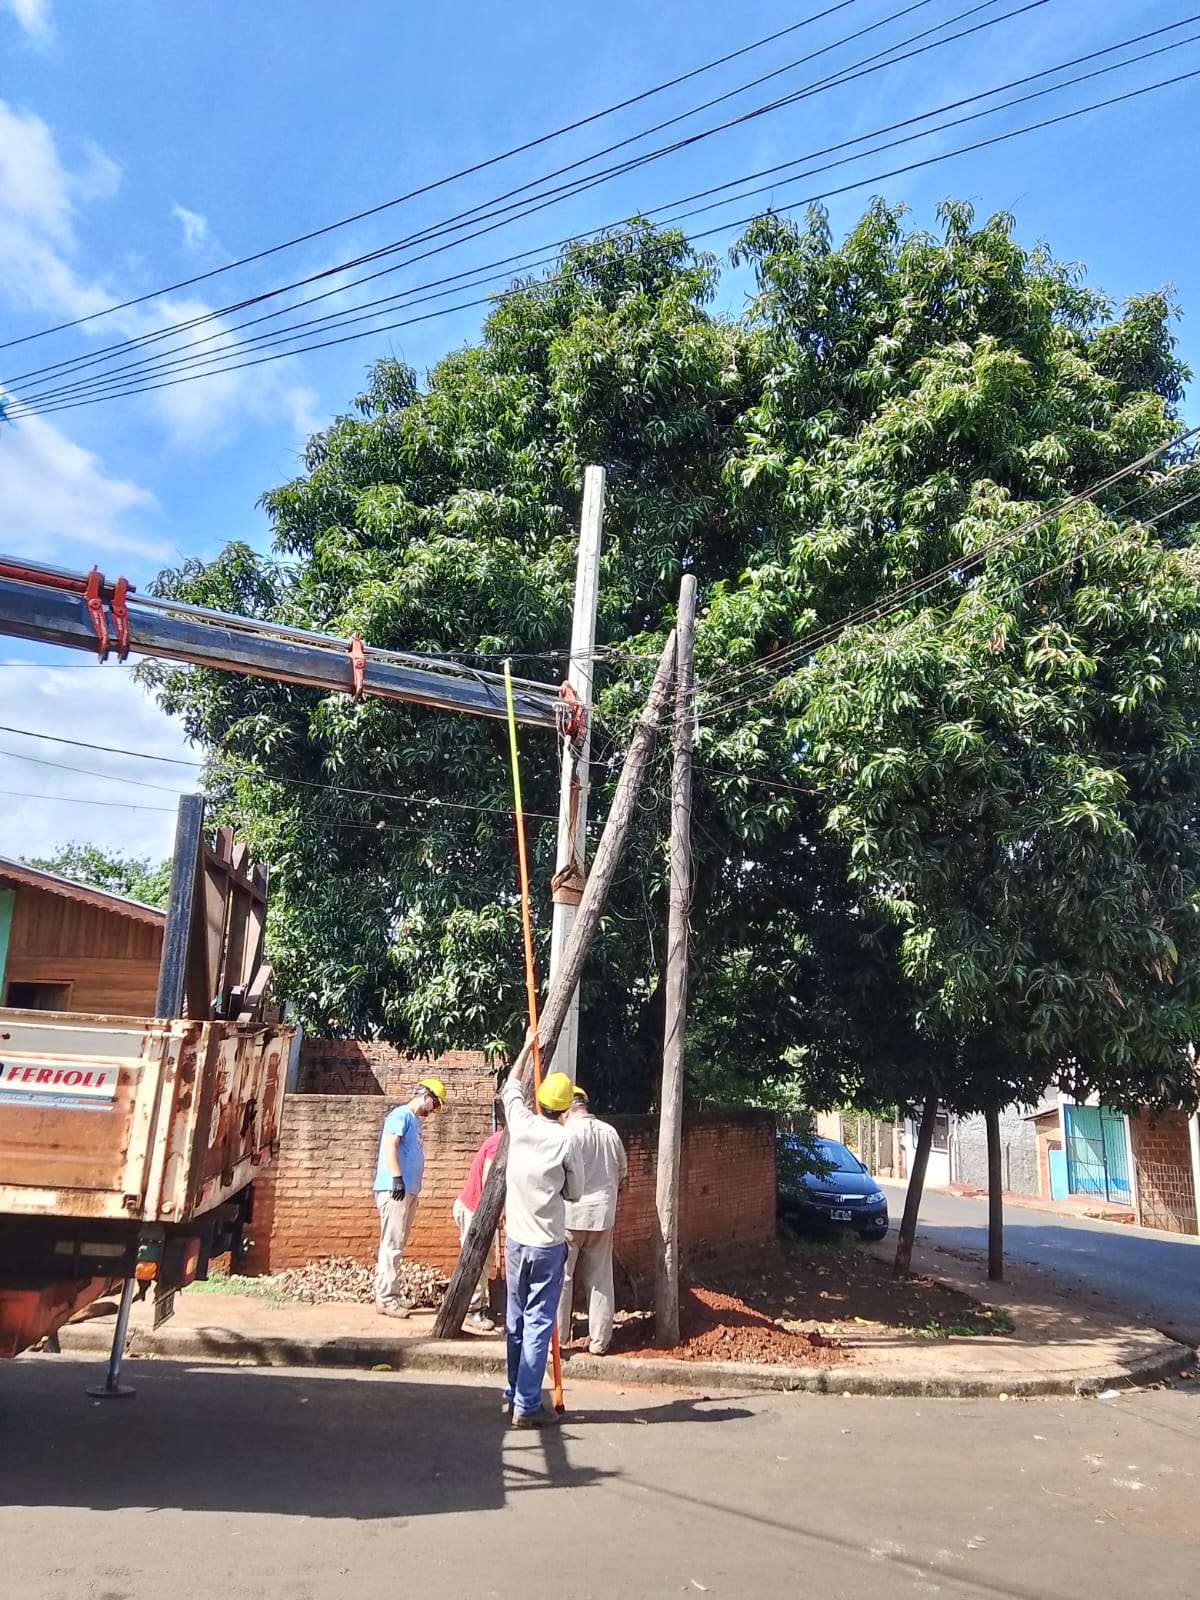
0, 558, 561, 730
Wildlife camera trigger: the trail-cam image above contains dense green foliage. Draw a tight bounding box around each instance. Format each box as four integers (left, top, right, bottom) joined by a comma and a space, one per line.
145, 200, 1200, 1113
24, 843, 172, 909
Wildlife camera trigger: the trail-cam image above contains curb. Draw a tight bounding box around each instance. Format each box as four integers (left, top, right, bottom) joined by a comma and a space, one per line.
52, 1321, 1194, 1400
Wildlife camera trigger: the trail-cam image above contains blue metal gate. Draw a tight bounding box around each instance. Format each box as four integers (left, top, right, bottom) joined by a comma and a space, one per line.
1063, 1105, 1131, 1201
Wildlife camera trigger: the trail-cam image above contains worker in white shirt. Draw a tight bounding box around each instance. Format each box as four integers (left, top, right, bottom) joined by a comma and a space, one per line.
501, 1068, 585, 1428
557, 1086, 628, 1355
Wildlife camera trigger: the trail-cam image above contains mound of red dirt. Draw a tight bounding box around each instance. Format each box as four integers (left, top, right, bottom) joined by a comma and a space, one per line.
593, 1286, 847, 1367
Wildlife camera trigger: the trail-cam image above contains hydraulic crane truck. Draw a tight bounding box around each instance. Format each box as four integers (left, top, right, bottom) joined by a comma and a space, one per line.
0, 553, 566, 1381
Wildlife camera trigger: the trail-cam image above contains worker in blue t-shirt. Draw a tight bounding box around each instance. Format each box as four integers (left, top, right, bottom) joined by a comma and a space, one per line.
373, 1076, 446, 1317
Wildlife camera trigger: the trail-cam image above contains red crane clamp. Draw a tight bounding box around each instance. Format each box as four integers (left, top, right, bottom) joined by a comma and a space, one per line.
348, 633, 366, 699
111, 575, 131, 661
83, 567, 109, 660
557, 682, 588, 749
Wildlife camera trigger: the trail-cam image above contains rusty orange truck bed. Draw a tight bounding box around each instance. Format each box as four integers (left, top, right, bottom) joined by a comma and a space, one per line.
0, 1009, 291, 1358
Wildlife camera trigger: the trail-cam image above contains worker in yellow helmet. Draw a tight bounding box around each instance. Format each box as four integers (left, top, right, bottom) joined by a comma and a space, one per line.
372, 1076, 445, 1318
500, 1066, 585, 1427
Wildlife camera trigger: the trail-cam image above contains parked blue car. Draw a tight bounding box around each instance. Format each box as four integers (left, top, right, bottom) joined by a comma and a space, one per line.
777, 1133, 890, 1242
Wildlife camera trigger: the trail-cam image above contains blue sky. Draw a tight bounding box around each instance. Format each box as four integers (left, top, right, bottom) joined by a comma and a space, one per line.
0, 0, 1197, 861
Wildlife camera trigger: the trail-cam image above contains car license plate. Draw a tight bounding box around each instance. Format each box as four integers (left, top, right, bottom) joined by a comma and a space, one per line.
830, 1208, 852, 1223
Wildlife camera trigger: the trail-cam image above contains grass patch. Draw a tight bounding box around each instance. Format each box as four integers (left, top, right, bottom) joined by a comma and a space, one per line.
186, 1268, 288, 1307
916, 1306, 1016, 1339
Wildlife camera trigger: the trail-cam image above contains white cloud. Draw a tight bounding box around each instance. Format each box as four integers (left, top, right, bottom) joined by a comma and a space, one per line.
0, 99, 115, 321
171, 203, 212, 255
3, 0, 51, 44
74, 140, 122, 204
0, 409, 165, 562
0, 660, 197, 863
0, 97, 317, 448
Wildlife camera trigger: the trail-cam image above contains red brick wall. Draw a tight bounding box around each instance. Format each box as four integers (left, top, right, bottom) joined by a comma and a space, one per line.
609, 1111, 776, 1293
1129, 1111, 1198, 1236
244, 1039, 496, 1274
244, 1090, 497, 1274
243, 1074, 776, 1290
295, 1038, 490, 1098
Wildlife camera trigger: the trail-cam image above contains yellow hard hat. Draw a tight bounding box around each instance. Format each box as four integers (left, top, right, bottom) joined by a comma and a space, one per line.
418, 1077, 446, 1108
571, 1086, 589, 1103
536, 1072, 575, 1113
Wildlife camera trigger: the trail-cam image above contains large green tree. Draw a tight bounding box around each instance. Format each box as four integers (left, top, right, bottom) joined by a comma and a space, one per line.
25, 844, 172, 909
145, 201, 1200, 1115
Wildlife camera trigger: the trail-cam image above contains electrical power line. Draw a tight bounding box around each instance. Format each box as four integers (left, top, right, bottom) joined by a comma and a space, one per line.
697, 430, 1200, 705
0, 0, 944, 382
0, 719, 559, 819
19, 9, 1190, 412
698, 439, 1200, 722
0, 786, 178, 813
997, 485, 1200, 600
0, 721, 198, 762
6, 0, 1038, 406
0, 743, 192, 795
697, 485, 1200, 745
13, 49, 1197, 422
0, 0, 873, 354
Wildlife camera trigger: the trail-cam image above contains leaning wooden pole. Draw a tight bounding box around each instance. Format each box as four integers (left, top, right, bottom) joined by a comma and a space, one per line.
654, 575, 697, 1346
433, 631, 678, 1339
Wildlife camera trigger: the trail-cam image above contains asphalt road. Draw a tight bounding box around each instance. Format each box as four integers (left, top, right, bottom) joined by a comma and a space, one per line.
884, 1182, 1200, 1346
2, 1356, 1198, 1600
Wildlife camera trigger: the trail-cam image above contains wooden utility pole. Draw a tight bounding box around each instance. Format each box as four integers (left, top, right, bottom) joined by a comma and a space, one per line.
548, 465, 605, 1083
654, 575, 697, 1346
433, 630, 677, 1338
986, 1106, 1004, 1282
893, 1094, 938, 1278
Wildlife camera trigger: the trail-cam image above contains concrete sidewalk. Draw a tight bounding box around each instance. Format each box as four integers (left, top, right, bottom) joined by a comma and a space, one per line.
931, 1183, 1137, 1225
54, 1236, 1195, 1399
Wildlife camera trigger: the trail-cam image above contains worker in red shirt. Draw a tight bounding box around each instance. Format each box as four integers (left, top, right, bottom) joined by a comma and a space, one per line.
453, 1105, 505, 1331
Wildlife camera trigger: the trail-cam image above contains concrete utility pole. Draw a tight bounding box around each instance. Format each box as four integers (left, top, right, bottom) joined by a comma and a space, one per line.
433, 630, 677, 1339
548, 465, 605, 1084
654, 575, 697, 1347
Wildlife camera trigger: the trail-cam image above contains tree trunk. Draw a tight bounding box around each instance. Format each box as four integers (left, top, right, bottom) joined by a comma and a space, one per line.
893, 1094, 938, 1278
986, 1105, 1004, 1282
432, 629, 678, 1339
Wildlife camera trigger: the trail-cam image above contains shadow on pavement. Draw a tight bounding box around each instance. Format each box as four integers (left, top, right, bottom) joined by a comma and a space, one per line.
0, 1357, 753, 1519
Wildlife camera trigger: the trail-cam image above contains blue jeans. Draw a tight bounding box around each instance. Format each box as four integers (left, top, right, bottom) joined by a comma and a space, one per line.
504, 1237, 567, 1417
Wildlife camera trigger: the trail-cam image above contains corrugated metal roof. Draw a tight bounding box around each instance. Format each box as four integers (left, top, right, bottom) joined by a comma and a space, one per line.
0, 857, 166, 927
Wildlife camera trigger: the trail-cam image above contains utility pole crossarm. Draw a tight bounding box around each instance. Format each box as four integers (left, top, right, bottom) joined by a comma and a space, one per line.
0, 562, 560, 730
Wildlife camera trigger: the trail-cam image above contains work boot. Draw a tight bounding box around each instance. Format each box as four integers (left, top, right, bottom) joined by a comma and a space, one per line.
511, 1408, 562, 1430
376, 1304, 412, 1320
466, 1310, 496, 1332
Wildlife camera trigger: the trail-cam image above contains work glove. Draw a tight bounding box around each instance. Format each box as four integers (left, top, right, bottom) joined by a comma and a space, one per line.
391, 1176, 406, 1201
